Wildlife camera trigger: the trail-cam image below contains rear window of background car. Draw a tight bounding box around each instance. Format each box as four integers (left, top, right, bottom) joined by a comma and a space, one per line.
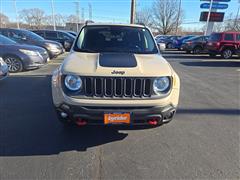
236, 34, 240, 41
45, 32, 57, 38
224, 34, 234, 41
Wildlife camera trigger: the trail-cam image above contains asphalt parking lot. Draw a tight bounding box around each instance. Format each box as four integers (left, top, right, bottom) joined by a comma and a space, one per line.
0, 51, 239, 179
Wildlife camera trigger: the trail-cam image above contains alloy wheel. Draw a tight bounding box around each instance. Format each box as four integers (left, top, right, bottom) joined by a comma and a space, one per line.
223, 49, 233, 59
4, 57, 22, 73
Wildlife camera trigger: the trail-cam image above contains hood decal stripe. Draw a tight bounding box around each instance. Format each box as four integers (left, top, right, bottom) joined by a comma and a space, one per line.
99, 53, 137, 68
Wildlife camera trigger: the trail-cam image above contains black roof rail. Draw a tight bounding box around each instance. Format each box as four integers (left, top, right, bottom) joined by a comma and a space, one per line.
137, 23, 146, 27
85, 20, 94, 26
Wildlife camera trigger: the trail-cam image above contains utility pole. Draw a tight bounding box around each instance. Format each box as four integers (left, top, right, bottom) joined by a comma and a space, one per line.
176, 0, 182, 35
0, 0, 2, 28
13, 0, 19, 29
74, 1, 80, 32
130, 0, 136, 24
88, 3, 92, 21
205, 0, 214, 35
51, 0, 56, 30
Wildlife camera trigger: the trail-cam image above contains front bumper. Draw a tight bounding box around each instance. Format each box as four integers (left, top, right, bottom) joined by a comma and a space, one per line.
55, 104, 177, 125
0, 65, 9, 80
47, 48, 64, 59
181, 44, 193, 51
0, 72, 8, 80
22, 55, 48, 70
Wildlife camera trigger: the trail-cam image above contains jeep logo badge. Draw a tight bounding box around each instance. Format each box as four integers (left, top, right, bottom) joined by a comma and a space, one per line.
111, 70, 125, 75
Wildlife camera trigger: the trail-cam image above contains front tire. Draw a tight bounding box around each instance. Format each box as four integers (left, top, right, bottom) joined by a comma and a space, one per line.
4, 56, 23, 73
209, 53, 216, 58
193, 47, 202, 54
167, 43, 173, 49
221, 49, 233, 59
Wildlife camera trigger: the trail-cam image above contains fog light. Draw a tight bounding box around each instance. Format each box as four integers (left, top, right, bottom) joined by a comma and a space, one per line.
60, 112, 68, 118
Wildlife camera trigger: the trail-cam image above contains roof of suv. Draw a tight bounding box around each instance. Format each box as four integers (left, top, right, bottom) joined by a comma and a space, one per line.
84, 23, 146, 28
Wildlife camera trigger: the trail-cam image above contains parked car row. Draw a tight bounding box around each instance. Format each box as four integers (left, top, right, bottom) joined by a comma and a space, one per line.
155, 31, 240, 59
0, 57, 8, 80
0, 28, 78, 74
32, 30, 75, 51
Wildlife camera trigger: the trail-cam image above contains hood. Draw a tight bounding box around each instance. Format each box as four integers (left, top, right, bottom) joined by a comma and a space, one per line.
7, 44, 46, 52
61, 52, 172, 77
44, 40, 62, 47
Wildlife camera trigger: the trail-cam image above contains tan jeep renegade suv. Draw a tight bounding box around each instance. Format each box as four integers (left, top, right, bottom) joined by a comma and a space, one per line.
52, 24, 180, 126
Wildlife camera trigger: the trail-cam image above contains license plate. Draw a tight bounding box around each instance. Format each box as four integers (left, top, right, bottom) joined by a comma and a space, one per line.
104, 112, 130, 124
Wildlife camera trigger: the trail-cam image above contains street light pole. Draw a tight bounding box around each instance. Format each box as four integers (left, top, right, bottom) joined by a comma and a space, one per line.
13, 0, 19, 29
51, 0, 56, 30
176, 0, 182, 35
0, 0, 2, 28
130, 0, 136, 24
205, 0, 213, 35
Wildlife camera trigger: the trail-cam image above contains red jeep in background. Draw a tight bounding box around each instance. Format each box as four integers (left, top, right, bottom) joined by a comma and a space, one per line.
206, 32, 240, 59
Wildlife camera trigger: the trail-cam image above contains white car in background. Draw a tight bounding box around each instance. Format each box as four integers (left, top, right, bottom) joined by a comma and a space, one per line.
0, 57, 8, 80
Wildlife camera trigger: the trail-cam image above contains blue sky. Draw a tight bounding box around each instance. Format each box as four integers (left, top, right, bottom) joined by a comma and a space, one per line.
1, 0, 239, 29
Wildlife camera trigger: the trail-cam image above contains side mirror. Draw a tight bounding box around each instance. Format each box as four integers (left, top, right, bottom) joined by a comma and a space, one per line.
158, 43, 166, 52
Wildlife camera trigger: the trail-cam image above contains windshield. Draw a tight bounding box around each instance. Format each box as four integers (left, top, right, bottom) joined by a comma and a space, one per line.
74, 26, 158, 54
0, 35, 17, 45
23, 30, 44, 41
209, 33, 222, 42
185, 36, 200, 42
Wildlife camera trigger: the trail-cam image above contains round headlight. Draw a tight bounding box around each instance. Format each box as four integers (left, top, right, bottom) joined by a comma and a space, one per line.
153, 77, 170, 94
64, 75, 82, 91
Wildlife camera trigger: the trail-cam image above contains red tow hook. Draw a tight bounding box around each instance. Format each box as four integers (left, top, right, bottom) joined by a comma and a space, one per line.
75, 118, 87, 126
148, 119, 158, 125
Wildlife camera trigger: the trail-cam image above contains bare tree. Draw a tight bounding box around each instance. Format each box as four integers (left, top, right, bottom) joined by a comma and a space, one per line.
19, 8, 45, 29
0, 13, 9, 27
224, 13, 240, 31
44, 14, 67, 26
135, 8, 153, 27
152, 0, 183, 34
67, 15, 79, 23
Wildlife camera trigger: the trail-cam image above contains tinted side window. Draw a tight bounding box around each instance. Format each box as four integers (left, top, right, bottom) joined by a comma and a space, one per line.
224, 34, 234, 41
35, 31, 45, 37
8, 31, 26, 40
58, 32, 69, 40
236, 34, 240, 41
45, 31, 57, 38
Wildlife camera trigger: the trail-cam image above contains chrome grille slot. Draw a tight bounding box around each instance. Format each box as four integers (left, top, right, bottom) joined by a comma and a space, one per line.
143, 79, 151, 96
94, 78, 103, 96
85, 78, 93, 95
134, 79, 142, 96
114, 78, 123, 97
105, 78, 113, 97
124, 79, 132, 96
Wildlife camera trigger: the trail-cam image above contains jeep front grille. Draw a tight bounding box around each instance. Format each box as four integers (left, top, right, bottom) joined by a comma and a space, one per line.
83, 77, 153, 98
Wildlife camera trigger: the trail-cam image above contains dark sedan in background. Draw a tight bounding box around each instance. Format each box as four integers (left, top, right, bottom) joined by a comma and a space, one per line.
66, 31, 77, 37
0, 57, 8, 80
181, 36, 209, 54
173, 35, 195, 50
0, 28, 64, 59
0, 35, 49, 73
32, 30, 75, 51
156, 35, 181, 49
